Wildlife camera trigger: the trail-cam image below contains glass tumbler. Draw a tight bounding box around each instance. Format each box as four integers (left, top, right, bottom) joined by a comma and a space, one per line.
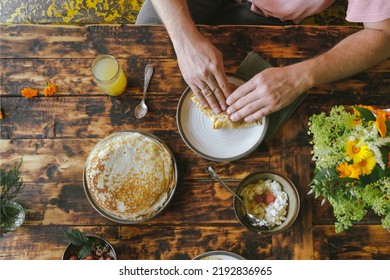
92, 54, 127, 96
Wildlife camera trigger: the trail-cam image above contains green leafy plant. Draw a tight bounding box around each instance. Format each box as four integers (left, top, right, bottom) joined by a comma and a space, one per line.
0, 160, 25, 236
308, 105, 390, 232
64, 228, 112, 260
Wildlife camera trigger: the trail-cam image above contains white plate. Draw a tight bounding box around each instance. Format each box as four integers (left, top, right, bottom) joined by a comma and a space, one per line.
177, 74, 268, 162
193, 250, 246, 260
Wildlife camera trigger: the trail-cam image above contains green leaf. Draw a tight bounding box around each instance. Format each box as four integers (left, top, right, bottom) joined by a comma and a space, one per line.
0, 201, 22, 229
352, 106, 375, 122
64, 228, 89, 246
0, 159, 24, 201
386, 120, 390, 135
78, 244, 93, 259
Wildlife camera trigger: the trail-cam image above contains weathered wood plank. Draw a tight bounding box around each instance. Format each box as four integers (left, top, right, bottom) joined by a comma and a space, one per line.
269, 105, 313, 259
313, 225, 390, 260
1, 58, 389, 97
0, 58, 241, 96
118, 225, 274, 260
0, 225, 119, 260
3, 224, 388, 260
0, 96, 181, 138
2, 93, 389, 140
0, 58, 182, 96
14, 180, 260, 226
0, 225, 274, 260
0, 25, 363, 59
0, 139, 270, 183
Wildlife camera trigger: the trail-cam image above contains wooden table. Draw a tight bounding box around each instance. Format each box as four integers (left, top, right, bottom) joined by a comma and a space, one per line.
0, 24, 389, 260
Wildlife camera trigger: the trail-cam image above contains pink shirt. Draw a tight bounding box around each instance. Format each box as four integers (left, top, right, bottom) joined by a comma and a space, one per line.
250, 0, 390, 23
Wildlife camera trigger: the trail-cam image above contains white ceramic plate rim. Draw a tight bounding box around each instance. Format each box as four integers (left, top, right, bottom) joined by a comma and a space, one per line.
193, 250, 246, 260
176, 73, 269, 162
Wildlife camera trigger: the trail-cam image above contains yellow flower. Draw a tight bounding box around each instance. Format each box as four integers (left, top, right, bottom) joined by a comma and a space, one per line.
336, 162, 361, 179
375, 109, 387, 138
21, 87, 38, 99
43, 82, 57, 97
354, 154, 376, 176
346, 141, 372, 163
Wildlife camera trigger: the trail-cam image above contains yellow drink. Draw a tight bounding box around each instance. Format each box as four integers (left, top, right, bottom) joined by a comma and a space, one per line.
92, 55, 127, 96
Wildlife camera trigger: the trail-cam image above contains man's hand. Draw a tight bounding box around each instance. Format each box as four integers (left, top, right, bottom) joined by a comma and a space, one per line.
227, 18, 390, 123
150, 0, 231, 114
226, 66, 309, 122
175, 33, 231, 114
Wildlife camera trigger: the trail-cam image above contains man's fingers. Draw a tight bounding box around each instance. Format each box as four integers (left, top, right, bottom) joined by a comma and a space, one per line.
191, 84, 209, 108
226, 81, 256, 106
199, 83, 221, 114
229, 98, 266, 122
214, 71, 232, 99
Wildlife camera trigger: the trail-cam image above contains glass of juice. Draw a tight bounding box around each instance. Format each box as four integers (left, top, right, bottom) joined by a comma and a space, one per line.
91, 54, 127, 96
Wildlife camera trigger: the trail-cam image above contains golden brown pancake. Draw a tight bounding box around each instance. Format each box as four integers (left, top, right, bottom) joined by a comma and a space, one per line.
191, 95, 262, 129
85, 132, 175, 221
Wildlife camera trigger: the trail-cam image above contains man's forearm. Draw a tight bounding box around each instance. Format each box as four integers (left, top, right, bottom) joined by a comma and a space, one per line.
295, 27, 390, 90
151, 0, 200, 45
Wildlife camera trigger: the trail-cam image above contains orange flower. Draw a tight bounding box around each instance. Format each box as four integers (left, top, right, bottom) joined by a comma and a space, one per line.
21, 87, 38, 99
43, 82, 57, 97
375, 109, 387, 138
0, 109, 3, 120
336, 162, 361, 179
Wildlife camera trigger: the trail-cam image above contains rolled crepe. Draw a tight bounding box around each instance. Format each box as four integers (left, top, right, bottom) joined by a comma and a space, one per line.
191, 95, 262, 129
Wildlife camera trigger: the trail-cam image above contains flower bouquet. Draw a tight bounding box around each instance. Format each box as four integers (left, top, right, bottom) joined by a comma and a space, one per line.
308, 105, 390, 232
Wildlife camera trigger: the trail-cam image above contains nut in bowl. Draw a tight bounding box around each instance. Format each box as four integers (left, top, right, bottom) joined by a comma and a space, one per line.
234, 171, 300, 234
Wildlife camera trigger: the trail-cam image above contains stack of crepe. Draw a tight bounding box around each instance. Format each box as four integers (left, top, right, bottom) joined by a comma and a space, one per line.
85, 131, 175, 221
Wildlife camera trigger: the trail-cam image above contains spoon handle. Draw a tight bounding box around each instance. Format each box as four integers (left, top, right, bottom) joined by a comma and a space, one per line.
208, 167, 246, 205
143, 65, 153, 99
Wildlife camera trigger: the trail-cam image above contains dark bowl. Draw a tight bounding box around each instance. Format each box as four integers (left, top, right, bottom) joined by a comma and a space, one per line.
62, 235, 117, 260
233, 170, 300, 235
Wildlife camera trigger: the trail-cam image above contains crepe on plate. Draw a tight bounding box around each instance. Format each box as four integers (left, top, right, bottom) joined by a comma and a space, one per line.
85, 132, 175, 221
191, 95, 262, 129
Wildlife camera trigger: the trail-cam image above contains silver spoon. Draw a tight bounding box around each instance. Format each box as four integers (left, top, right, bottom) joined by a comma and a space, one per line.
135, 64, 153, 119
208, 167, 270, 228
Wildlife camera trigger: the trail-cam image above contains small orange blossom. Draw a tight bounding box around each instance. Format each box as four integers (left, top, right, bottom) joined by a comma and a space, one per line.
336, 162, 361, 179
43, 81, 57, 97
375, 109, 387, 138
21, 87, 38, 99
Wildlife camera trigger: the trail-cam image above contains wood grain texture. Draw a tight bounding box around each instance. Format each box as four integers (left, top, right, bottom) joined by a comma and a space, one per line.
0, 24, 389, 260
0, 139, 270, 183
0, 25, 363, 59
313, 225, 390, 260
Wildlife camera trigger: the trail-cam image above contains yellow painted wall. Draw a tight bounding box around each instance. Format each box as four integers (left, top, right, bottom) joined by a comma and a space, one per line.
0, 0, 355, 25
0, 0, 144, 24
